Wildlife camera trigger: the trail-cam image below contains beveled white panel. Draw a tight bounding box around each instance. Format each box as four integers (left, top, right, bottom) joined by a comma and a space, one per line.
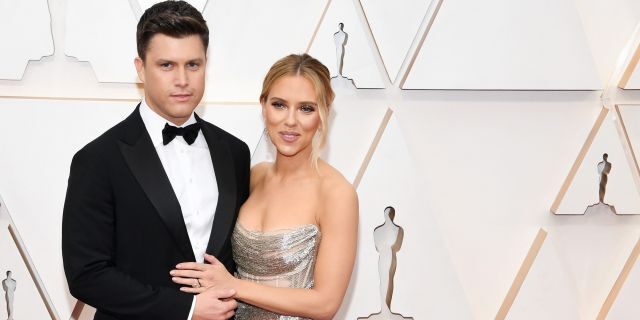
360, 0, 433, 82
308, 0, 386, 88
619, 105, 640, 167
203, 0, 329, 101
341, 115, 472, 319
626, 65, 640, 89
574, 0, 640, 87
506, 232, 581, 320
556, 110, 640, 214
65, 0, 139, 83
607, 239, 640, 319
197, 104, 263, 155
0, 197, 52, 319
251, 95, 389, 183
547, 215, 640, 319
403, 0, 601, 90
0, 100, 134, 318
0, 0, 53, 80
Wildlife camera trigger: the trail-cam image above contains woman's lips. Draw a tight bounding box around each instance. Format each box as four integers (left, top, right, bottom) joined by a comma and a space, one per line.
279, 131, 300, 143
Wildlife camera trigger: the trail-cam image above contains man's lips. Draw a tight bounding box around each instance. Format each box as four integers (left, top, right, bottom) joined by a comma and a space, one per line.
170, 93, 192, 101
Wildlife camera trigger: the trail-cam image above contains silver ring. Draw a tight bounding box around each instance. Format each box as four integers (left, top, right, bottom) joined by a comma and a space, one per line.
192, 279, 201, 288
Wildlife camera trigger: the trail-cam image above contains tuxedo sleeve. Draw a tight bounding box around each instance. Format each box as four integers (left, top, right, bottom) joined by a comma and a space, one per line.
239, 142, 251, 205
62, 148, 192, 320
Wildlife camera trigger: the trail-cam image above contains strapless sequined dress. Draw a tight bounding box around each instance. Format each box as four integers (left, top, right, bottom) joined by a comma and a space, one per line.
231, 223, 321, 320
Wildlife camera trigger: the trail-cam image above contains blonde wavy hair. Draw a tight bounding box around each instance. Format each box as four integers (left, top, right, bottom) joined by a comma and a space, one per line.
259, 53, 335, 169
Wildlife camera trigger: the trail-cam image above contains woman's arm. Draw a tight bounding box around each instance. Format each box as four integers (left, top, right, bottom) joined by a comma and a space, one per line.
233, 183, 358, 319
172, 181, 358, 320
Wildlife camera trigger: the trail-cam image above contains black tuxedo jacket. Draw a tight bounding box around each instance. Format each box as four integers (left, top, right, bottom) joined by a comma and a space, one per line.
62, 106, 250, 320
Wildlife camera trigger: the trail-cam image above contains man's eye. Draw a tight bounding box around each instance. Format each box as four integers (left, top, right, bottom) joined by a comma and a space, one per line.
187, 63, 200, 70
160, 63, 172, 69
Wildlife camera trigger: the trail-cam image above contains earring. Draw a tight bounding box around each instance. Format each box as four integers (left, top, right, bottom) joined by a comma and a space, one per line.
263, 126, 272, 142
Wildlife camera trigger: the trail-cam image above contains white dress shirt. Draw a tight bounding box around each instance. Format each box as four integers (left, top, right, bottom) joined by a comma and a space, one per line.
139, 100, 218, 318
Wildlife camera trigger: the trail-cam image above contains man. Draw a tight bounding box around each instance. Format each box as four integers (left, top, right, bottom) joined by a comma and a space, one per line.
62, 1, 250, 319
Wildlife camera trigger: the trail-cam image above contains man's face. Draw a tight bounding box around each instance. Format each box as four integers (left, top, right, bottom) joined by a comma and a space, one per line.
135, 34, 206, 126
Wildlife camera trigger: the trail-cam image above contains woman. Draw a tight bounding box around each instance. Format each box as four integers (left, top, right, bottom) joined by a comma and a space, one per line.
171, 53, 358, 319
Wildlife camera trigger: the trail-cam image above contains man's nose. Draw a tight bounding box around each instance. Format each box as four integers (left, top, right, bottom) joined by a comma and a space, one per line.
175, 67, 188, 87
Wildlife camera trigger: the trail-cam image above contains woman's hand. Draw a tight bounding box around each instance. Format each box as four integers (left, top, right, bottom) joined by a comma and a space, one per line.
170, 254, 236, 294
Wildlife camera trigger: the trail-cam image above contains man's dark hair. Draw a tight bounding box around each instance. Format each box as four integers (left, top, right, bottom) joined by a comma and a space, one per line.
136, 0, 209, 61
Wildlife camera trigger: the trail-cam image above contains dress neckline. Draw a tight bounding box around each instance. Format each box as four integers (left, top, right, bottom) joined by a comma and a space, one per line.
235, 222, 319, 236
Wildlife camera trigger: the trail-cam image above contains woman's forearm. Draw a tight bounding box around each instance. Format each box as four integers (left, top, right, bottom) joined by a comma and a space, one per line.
233, 277, 341, 320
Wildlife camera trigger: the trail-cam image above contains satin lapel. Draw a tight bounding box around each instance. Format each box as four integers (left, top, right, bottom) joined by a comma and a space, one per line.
118, 108, 195, 261
199, 118, 237, 257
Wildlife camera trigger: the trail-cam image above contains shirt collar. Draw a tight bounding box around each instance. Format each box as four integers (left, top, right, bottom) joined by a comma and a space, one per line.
139, 99, 198, 147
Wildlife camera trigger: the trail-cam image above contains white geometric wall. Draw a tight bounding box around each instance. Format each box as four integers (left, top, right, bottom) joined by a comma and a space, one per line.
0, 0, 53, 80
402, 0, 602, 90
2, 0, 640, 319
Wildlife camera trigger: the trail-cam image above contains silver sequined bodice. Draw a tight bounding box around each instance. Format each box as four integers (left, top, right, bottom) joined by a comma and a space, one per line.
232, 223, 321, 320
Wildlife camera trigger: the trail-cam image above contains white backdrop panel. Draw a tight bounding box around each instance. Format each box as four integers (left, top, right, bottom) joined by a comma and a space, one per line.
606, 239, 640, 319
625, 63, 640, 89
393, 91, 613, 318
547, 213, 640, 319
0, 99, 134, 318
196, 104, 263, 155
0, 199, 52, 320
0, 0, 53, 80
573, 0, 640, 87
203, 0, 328, 102
506, 232, 581, 320
619, 105, 640, 168
65, 0, 139, 83
308, 0, 386, 88
556, 110, 640, 215
342, 115, 473, 319
403, 0, 601, 90
360, 0, 433, 82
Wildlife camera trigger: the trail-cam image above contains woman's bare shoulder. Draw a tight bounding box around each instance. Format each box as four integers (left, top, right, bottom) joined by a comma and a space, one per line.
318, 161, 357, 204
316, 161, 358, 230
250, 162, 272, 188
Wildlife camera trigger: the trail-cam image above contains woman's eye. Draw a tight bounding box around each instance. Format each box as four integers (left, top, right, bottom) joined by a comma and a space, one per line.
272, 102, 286, 109
300, 105, 315, 113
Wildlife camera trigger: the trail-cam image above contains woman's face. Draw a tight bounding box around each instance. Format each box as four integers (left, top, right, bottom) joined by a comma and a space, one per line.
262, 75, 321, 159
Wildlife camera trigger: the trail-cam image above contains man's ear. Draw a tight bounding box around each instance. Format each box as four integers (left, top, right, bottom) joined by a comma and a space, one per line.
134, 57, 145, 83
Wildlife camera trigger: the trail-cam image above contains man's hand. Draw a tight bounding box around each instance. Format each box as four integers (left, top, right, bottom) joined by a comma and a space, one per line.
192, 287, 237, 320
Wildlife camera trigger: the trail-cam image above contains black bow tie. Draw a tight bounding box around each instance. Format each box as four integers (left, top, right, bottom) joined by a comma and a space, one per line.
162, 122, 201, 145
